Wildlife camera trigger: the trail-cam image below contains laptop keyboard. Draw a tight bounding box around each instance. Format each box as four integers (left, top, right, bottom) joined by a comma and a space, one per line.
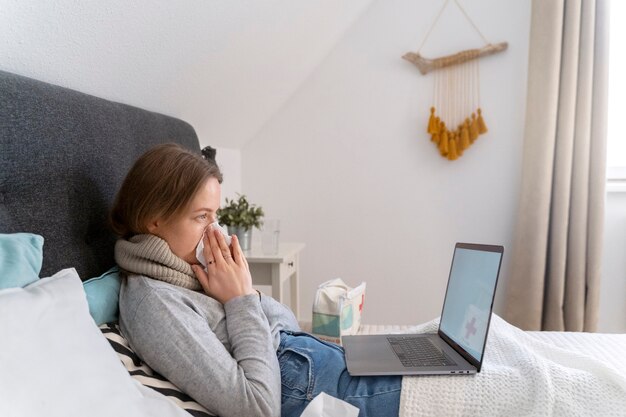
387, 336, 457, 367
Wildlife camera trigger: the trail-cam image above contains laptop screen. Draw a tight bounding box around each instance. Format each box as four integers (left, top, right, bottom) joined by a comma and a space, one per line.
439, 244, 503, 363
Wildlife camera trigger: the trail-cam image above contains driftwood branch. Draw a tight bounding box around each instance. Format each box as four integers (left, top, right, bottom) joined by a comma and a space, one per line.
402, 42, 508, 75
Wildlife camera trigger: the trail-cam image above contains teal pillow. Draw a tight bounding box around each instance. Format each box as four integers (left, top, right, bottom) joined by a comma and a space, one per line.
83, 266, 122, 325
0, 233, 44, 289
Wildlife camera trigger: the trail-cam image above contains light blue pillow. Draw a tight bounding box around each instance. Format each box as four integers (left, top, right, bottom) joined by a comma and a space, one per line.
0, 233, 44, 289
83, 266, 122, 325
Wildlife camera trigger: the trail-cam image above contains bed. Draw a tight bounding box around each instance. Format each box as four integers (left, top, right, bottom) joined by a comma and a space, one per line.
1, 69, 625, 417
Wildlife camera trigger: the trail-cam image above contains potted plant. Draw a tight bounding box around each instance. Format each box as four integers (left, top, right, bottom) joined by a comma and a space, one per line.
217, 194, 264, 251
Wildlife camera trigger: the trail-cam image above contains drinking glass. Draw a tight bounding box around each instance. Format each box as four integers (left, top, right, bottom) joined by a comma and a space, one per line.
261, 219, 280, 255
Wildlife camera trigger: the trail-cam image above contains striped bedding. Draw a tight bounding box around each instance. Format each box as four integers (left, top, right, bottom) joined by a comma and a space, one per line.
99, 323, 215, 417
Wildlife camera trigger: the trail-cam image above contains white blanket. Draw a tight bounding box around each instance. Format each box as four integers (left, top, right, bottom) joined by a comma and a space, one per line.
400, 315, 626, 417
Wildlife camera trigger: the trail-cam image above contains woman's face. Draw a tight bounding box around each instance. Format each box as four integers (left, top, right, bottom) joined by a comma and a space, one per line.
148, 177, 221, 264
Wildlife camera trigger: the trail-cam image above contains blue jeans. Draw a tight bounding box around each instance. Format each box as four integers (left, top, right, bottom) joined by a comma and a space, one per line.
278, 331, 402, 417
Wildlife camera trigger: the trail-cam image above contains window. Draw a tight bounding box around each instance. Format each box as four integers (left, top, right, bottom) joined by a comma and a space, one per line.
607, 0, 626, 185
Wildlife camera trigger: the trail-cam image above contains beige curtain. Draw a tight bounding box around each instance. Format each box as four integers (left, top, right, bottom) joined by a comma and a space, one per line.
503, 0, 609, 331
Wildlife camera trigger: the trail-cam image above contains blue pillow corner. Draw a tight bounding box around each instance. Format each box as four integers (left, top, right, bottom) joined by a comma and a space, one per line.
0, 232, 45, 289
83, 266, 122, 326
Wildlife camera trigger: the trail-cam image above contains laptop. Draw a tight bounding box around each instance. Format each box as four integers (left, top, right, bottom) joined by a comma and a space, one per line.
343, 242, 503, 376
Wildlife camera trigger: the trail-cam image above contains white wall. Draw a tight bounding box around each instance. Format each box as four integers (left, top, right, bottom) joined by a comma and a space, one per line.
600, 191, 626, 333
243, 0, 532, 324
214, 147, 242, 206
0, 0, 373, 149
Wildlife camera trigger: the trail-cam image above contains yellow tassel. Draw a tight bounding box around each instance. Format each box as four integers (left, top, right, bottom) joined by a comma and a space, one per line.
455, 133, 464, 157
447, 134, 458, 160
439, 124, 449, 156
427, 107, 436, 134
477, 108, 488, 134
460, 121, 470, 150
469, 113, 479, 142
432, 120, 444, 143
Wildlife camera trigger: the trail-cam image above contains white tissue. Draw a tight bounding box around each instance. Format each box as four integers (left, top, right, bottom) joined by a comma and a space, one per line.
195, 222, 232, 268
196, 238, 207, 268
300, 392, 359, 417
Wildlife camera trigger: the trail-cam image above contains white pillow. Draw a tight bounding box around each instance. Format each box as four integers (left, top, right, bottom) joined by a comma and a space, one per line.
0, 268, 190, 417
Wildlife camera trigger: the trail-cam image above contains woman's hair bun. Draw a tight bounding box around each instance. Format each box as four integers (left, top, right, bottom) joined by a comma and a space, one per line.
201, 146, 217, 162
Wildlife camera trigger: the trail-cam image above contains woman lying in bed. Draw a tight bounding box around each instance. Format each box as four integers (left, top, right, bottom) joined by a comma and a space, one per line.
109, 143, 401, 417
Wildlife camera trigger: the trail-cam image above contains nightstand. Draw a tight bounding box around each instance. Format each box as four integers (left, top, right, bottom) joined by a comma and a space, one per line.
246, 242, 305, 319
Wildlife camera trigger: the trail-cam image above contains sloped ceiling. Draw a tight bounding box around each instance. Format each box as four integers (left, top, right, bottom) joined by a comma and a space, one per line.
0, 0, 374, 148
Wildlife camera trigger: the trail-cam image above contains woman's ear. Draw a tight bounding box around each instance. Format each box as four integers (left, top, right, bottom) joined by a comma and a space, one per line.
146, 218, 160, 234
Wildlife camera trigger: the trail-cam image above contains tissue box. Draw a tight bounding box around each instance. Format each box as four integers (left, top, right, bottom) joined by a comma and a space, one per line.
312, 278, 366, 345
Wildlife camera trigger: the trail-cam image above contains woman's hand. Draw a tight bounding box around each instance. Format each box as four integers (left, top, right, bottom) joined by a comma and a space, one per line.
191, 226, 255, 304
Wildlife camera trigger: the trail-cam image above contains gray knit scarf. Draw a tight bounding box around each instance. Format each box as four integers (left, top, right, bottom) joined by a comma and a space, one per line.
114, 234, 202, 291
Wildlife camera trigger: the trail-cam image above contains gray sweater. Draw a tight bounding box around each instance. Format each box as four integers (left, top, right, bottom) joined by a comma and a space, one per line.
119, 275, 300, 417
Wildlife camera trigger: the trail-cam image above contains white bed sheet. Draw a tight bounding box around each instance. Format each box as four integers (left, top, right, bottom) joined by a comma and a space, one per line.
354, 322, 626, 368
299, 319, 626, 416
528, 330, 626, 370
395, 315, 626, 417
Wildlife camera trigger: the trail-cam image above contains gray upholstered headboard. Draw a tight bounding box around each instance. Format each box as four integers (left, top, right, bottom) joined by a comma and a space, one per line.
0, 70, 201, 280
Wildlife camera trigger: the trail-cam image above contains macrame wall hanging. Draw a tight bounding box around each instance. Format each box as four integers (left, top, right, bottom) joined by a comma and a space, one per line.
403, 0, 507, 161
